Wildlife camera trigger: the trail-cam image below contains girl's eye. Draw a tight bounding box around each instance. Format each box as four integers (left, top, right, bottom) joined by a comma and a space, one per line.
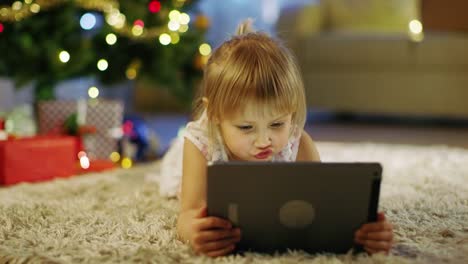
237, 125, 253, 131
271, 122, 284, 128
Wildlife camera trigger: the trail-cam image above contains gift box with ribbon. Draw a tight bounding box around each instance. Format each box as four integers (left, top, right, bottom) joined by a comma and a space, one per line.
37, 99, 124, 160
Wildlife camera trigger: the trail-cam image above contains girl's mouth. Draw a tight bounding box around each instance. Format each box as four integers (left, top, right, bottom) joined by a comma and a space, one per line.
254, 150, 272, 159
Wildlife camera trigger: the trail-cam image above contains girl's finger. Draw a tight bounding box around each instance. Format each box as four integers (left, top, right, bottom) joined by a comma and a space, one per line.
198, 236, 241, 253
196, 216, 232, 231
364, 230, 393, 241
194, 228, 240, 244
363, 240, 392, 252
360, 221, 393, 233
205, 244, 236, 257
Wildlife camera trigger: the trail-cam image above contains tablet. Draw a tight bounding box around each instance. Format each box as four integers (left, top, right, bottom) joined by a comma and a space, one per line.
207, 162, 382, 254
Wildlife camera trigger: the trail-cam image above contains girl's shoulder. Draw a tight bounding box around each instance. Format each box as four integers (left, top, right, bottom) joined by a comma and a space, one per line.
183, 114, 210, 158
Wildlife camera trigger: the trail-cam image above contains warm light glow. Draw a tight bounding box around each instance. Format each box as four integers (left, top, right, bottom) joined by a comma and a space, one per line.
170, 33, 180, 44
169, 10, 181, 21
168, 20, 180, 31
110, 152, 121, 162
80, 156, 90, 169
97, 59, 108, 71
80, 13, 97, 30
12, 1, 22, 11
107, 12, 126, 29
106, 33, 117, 45
409, 19, 423, 34
88, 86, 99, 99
126, 68, 137, 80
59, 51, 70, 63
179, 13, 190, 25
30, 3, 40, 13
159, 33, 171, 45
199, 43, 212, 56
178, 24, 189, 33
132, 25, 144, 36
121, 157, 133, 169
25, 0, 33, 4
77, 151, 87, 159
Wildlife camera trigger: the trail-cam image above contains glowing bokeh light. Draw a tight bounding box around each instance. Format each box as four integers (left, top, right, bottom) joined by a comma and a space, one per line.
409, 19, 423, 34
88, 86, 99, 99
179, 13, 190, 25
97, 59, 108, 71
168, 20, 180, 31
148, 1, 161, 13
30, 3, 40, 13
80, 156, 90, 169
121, 157, 133, 169
106, 33, 117, 45
59, 51, 70, 63
110, 152, 121, 162
159, 33, 171, 45
199, 43, 212, 56
169, 10, 181, 21
80, 13, 97, 30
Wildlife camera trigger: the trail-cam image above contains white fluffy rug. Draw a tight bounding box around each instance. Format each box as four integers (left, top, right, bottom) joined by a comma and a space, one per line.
0, 142, 467, 263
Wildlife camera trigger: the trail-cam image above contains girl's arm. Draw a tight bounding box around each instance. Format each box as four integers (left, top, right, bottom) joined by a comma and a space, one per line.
296, 130, 321, 161
180, 139, 208, 211
177, 139, 241, 257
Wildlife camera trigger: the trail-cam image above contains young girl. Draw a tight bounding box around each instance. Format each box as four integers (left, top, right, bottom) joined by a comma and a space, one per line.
158, 19, 393, 257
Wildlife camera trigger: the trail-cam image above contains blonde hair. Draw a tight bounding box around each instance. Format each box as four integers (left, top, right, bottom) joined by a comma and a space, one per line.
193, 19, 307, 150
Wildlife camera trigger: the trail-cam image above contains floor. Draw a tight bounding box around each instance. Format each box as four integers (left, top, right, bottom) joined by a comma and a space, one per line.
145, 111, 468, 157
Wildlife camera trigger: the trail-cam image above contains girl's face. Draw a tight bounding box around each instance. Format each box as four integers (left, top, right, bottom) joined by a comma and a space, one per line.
219, 103, 293, 161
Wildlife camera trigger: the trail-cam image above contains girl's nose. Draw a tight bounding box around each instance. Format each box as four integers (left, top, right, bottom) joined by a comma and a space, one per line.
254, 132, 271, 148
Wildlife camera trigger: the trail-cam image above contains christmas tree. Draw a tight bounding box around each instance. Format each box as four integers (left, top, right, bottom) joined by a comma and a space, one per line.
0, 0, 210, 103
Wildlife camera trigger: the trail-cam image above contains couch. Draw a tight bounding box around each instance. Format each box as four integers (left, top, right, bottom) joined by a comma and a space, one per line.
277, 0, 468, 118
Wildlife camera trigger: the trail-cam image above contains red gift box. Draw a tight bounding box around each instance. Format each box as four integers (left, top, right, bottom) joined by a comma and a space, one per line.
0, 136, 76, 185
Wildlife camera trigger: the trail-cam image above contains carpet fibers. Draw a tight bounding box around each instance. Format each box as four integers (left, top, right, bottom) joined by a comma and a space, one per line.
0, 142, 467, 263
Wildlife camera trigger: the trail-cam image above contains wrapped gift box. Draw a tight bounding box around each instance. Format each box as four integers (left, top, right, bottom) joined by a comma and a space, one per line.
0, 136, 76, 185
37, 99, 124, 160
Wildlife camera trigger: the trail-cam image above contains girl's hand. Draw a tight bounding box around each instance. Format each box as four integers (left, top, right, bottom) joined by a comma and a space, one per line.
177, 206, 241, 257
354, 212, 394, 255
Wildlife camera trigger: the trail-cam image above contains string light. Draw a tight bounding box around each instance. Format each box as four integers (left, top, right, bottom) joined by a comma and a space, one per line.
97, 59, 108, 71
148, 1, 161, 13
409, 19, 423, 34
88, 86, 99, 98
169, 10, 180, 21
168, 20, 180, 31
105, 33, 117, 45
80, 13, 96, 30
30, 3, 40, 13
199, 43, 212, 56
80, 155, 90, 169
121, 157, 132, 169
178, 24, 188, 33
0, 23, 4, 33
0, 1, 194, 41
159, 33, 171, 45
109, 152, 120, 162
170, 32, 180, 44
134, 19, 144, 27
58, 50, 70, 63
179, 13, 190, 25
132, 25, 143, 36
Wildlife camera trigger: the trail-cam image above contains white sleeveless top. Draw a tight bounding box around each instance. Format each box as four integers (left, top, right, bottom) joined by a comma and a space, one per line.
157, 110, 302, 197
